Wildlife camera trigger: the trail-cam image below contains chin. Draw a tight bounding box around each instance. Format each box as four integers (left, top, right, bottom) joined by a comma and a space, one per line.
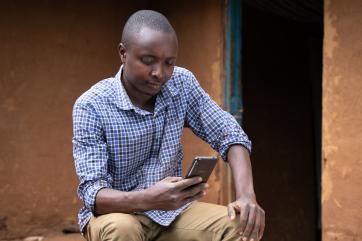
146, 86, 163, 95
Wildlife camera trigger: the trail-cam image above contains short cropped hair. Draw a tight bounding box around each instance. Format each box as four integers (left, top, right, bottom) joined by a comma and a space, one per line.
121, 10, 176, 47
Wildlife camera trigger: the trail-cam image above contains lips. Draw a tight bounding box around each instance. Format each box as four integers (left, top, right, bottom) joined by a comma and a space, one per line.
146, 81, 162, 89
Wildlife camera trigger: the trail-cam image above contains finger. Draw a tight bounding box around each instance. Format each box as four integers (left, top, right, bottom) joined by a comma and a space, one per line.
227, 203, 237, 220
258, 209, 265, 241
181, 189, 205, 204
165, 176, 183, 182
249, 208, 261, 241
180, 183, 208, 200
241, 205, 256, 241
190, 182, 208, 192
174, 176, 202, 190
239, 204, 250, 236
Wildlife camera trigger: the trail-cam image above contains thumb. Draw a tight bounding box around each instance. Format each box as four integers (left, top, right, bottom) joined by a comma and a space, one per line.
227, 204, 237, 220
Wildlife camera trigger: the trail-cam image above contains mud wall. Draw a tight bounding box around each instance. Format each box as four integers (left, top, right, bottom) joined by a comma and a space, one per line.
322, 0, 362, 240
0, 0, 225, 238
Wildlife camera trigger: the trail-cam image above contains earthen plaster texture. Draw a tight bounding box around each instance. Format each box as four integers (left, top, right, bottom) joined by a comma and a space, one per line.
323, 0, 362, 240
0, 0, 225, 238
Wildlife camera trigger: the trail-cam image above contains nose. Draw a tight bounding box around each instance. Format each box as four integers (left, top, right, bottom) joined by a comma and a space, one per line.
151, 64, 164, 80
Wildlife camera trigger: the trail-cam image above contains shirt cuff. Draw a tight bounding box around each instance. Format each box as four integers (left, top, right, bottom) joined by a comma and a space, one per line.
83, 179, 112, 213
219, 136, 252, 162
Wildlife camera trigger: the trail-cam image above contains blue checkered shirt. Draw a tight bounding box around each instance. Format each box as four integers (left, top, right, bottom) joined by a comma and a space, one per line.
72, 66, 251, 233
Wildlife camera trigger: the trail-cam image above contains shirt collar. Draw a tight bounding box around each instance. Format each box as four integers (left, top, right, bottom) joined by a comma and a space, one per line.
113, 65, 179, 113
113, 66, 134, 111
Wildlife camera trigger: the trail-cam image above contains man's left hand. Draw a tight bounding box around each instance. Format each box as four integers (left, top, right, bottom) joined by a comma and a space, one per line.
227, 196, 265, 241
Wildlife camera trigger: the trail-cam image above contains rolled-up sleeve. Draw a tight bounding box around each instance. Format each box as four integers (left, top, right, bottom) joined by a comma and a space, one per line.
72, 100, 112, 213
184, 73, 252, 161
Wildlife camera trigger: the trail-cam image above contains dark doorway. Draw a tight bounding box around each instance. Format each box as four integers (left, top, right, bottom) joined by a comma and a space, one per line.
241, 1, 323, 241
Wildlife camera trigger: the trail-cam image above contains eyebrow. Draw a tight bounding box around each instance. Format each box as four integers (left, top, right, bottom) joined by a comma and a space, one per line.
140, 54, 176, 60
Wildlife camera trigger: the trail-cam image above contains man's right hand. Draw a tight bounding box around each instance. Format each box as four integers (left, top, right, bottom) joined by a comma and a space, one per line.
144, 176, 208, 210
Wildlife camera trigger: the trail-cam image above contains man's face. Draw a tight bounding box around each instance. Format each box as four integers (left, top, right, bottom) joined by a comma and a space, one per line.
119, 27, 178, 97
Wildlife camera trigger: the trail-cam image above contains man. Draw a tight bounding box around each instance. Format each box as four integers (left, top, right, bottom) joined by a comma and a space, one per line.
73, 9, 265, 241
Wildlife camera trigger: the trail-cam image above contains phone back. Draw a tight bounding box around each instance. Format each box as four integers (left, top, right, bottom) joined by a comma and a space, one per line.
185, 156, 218, 182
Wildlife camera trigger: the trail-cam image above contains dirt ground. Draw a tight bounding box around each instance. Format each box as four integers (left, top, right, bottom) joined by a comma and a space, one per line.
42, 234, 84, 241
5, 234, 84, 241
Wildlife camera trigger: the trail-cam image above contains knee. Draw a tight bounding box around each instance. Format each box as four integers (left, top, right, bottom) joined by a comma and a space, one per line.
101, 214, 143, 241
219, 215, 242, 237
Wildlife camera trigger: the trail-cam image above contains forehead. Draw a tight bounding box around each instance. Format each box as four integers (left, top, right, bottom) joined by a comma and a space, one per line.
127, 27, 178, 56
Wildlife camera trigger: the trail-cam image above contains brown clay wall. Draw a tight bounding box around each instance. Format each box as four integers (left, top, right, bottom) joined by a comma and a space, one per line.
0, 0, 225, 238
323, 0, 362, 240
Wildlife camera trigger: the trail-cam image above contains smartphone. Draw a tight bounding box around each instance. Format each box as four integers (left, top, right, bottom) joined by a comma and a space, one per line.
185, 156, 218, 182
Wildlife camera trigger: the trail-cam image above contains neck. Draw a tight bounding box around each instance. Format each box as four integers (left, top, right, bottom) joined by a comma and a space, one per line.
121, 72, 156, 112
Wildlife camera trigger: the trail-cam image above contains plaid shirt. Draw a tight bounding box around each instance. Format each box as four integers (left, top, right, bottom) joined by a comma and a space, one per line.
72, 66, 251, 233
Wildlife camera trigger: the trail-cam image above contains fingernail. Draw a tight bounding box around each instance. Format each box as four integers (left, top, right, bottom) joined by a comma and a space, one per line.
242, 237, 247, 241
251, 239, 254, 241
203, 191, 206, 195
204, 183, 209, 188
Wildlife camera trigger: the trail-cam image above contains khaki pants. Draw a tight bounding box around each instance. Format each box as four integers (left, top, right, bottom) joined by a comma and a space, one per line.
85, 202, 242, 241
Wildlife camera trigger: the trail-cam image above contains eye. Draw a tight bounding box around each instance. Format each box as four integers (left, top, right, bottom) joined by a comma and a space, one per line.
165, 60, 175, 66
141, 56, 155, 65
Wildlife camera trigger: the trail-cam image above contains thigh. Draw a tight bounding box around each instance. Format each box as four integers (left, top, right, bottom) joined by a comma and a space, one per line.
86, 213, 156, 241
156, 202, 242, 241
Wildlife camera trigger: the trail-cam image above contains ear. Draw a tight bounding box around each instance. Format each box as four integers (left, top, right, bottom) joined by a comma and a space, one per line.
118, 43, 126, 64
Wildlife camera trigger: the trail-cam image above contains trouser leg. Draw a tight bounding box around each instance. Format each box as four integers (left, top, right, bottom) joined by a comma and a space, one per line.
85, 202, 241, 241
155, 202, 242, 241
85, 213, 159, 241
